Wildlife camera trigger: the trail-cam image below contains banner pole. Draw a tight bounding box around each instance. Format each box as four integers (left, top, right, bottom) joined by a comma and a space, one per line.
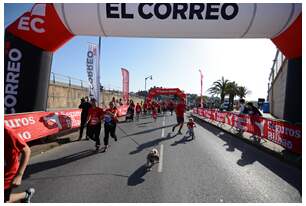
98, 36, 101, 106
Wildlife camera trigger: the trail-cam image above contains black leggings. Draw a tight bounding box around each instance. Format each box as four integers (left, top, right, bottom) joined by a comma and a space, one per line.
104, 123, 117, 146
87, 124, 101, 146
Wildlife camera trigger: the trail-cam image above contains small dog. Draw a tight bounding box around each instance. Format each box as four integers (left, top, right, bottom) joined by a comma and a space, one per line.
146, 148, 160, 171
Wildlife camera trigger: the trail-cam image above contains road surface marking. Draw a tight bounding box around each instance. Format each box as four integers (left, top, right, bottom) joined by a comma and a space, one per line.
161, 116, 165, 137
158, 144, 164, 173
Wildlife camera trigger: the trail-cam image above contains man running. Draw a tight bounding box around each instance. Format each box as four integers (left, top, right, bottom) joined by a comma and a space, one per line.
4, 127, 35, 203
172, 99, 186, 135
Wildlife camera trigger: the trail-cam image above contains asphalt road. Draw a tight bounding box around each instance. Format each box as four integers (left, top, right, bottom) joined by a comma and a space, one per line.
17, 112, 301, 203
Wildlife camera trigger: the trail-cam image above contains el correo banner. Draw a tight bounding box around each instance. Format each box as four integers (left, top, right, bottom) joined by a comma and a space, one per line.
86, 43, 100, 104
53, 3, 301, 39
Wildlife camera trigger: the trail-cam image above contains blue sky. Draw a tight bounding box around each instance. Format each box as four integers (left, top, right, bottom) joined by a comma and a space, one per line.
5, 3, 277, 101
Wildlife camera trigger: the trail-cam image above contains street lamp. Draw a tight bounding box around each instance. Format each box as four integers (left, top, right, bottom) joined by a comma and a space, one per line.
145, 75, 153, 91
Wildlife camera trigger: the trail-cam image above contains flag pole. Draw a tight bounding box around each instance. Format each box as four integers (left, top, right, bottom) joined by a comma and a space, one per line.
98, 36, 101, 106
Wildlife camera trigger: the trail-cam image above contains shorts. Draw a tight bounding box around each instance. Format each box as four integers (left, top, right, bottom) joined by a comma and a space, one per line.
4, 188, 12, 202
176, 116, 184, 124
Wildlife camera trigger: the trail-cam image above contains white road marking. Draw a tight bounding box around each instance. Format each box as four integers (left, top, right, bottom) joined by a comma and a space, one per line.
161, 116, 165, 137
158, 144, 164, 173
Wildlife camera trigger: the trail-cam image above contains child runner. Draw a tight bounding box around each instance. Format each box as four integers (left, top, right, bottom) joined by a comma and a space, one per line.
187, 118, 196, 139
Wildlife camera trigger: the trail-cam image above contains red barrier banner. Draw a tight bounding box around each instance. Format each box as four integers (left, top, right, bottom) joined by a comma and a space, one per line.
4, 109, 82, 142
117, 105, 129, 117
193, 108, 302, 154
4, 106, 130, 142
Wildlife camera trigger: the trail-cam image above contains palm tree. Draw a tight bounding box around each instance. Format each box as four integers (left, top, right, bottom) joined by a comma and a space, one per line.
208, 76, 229, 103
225, 81, 238, 110
237, 86, 251, 99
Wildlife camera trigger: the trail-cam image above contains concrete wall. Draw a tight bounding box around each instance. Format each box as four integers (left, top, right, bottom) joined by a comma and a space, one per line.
268, 57, 302, 123
47, 82, 144, 110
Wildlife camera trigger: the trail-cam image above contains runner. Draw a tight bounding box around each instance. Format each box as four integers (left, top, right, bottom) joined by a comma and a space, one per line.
152, 101, 158, 122
103, 102, 119, 152
172, 99, 186, 134
135, 102, 142, 121
4, 127, 35, 203
86, 98, 104, 151
143, 101, 148, 116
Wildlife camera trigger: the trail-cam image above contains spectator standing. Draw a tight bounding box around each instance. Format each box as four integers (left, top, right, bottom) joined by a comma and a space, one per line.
4, 127, 35, 203
78, 96, 92, 140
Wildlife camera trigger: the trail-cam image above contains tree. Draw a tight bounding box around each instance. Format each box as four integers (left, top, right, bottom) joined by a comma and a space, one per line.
225, 81, 238, 110
237, 86, 251, 99
208, 76, 229, 103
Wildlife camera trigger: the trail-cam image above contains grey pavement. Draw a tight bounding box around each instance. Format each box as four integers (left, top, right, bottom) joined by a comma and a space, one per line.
16, 112, 301, 203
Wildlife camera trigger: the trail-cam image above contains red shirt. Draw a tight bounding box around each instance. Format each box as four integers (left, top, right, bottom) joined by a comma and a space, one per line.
104, 107, 118, 123
4, 127, 27, 189
136, 104, 141, 113
143, 103, 147, 109
187, 121, 195, 128
88, 107, 104, 125
176, 103, 186, 117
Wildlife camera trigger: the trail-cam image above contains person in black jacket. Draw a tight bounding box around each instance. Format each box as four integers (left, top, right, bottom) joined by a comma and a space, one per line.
78, 96, 92, 140
247, 102, 262, 116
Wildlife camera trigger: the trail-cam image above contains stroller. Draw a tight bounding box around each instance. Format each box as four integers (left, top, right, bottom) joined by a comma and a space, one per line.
126, 106, 134, 121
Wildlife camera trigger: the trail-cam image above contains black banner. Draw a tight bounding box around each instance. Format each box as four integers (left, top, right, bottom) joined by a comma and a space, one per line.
4, 31, 53, 114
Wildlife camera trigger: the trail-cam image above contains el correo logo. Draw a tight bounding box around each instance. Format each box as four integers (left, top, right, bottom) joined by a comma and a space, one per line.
17, 4, 46, 33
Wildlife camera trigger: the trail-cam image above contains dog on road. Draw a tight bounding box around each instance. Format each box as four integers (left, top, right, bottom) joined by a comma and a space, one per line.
146, 148, 160, 171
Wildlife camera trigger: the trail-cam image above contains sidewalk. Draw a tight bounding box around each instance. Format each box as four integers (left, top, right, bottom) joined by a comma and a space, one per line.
189, 112, 301, 169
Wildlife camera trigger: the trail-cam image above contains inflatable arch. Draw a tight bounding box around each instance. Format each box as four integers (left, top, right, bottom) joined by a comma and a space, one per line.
4, 3, 302, 114
147, 88, 186, 102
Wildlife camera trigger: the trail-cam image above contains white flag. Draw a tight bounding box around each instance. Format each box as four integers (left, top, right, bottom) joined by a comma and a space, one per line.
86, 43, 100, 104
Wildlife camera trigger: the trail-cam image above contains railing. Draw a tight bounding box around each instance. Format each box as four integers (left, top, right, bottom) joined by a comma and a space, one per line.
49, 72, 143, 99
268, 50, 286, 90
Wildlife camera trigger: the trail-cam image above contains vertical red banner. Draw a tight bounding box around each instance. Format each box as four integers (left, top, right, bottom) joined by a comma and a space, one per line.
121, 68, 129, 101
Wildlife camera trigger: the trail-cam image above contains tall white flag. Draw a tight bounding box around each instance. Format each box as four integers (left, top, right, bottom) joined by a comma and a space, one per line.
86, 43, 100, 104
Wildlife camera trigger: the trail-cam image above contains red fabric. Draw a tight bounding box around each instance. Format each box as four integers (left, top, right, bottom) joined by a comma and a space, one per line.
143, 103, 147, 110
6, 3, 73, 52
88, 107, 104, 125
105, 108, 119, 123
136, 104, 141, 113
4, 109, 82, 142
4, 127, 27, 189
193, 108, 302, 154
121, 68, 129, 101
272, 14, 301, 59
176, 103, 185, 117
187, 121, 195, 129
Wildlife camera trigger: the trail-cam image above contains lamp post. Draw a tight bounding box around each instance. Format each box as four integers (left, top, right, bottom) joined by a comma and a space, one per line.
145, 75, 152, 100
145, 75, 153, 91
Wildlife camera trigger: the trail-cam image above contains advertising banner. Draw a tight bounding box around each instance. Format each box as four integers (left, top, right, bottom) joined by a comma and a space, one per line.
4, 109, 81, 142
121, 68, 129, 101
86, 43, 100, 104
4, 105, 130, 142
193, 108, 302, 154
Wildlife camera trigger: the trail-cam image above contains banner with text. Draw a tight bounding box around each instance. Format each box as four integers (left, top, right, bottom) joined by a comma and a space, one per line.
4, 105, 129, 142
86, 43, 100, 104
121, 68, 129, 102
193, 108, 302, 154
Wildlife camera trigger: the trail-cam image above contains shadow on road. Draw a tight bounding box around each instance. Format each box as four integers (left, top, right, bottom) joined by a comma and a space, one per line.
194, 118, 302, 195
129, 133, 176, 155
23, 149, 98, 179
171, 135, 193, 146
127, 164, 149, 186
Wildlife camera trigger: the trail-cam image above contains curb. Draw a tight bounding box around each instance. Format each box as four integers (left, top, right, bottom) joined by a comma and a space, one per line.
190, 113, 301, 169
